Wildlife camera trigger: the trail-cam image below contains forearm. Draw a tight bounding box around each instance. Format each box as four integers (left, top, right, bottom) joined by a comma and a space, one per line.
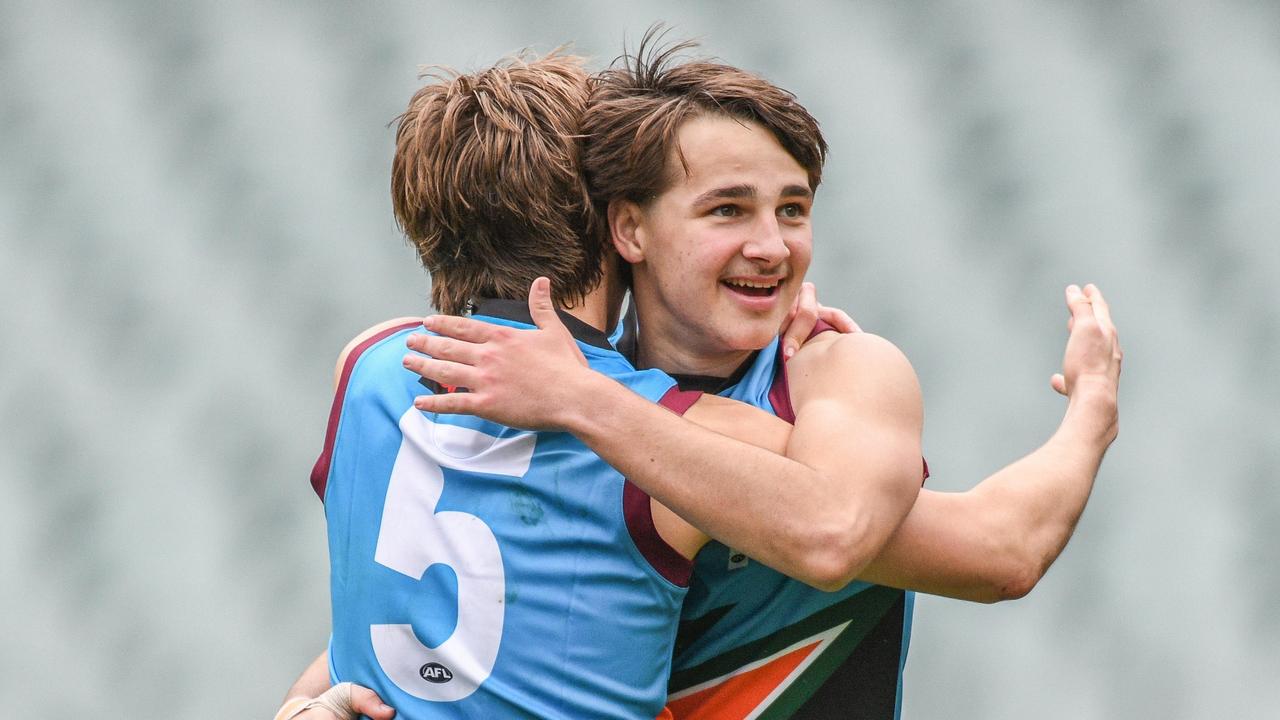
565, 374, 891, 588
859, 389, 1116, 601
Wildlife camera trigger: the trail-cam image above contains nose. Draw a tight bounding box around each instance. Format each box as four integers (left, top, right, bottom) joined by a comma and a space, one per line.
742, 215, 790, 266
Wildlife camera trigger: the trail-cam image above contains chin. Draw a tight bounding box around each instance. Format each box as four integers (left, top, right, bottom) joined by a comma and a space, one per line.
716, 319, 780, 353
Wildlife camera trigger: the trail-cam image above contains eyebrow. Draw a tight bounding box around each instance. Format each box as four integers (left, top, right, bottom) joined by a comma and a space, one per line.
692, 183, 813, 206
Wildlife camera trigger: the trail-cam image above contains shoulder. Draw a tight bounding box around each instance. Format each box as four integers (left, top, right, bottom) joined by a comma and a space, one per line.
786, 332, 920, 411
685, 394, 791, 455
332, 316, 425, 390
790, 331, 914, 378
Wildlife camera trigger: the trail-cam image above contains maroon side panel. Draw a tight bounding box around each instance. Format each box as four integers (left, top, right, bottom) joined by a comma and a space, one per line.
309, 321, 423, 502
767, 350, 797, 423
621, 385, 704, 587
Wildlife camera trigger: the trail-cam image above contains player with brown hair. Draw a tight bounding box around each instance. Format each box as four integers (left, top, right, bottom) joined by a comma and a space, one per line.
278, 50, 864, 720
401, 35, 1120, 718
280, 35, 1120, 720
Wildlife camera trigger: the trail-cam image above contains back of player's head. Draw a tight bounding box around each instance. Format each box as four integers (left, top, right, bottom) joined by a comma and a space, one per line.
392, 51, 603, 314
581, 29, 828, 211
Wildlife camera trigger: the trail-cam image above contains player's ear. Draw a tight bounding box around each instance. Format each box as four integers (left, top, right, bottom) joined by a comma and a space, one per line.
608, 199, 646, 263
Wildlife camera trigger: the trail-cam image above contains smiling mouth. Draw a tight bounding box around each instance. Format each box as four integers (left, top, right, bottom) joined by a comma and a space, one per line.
722, 278, 782, 298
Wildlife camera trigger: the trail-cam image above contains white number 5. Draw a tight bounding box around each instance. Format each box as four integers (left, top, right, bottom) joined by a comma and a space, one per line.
371, 409, 535, 702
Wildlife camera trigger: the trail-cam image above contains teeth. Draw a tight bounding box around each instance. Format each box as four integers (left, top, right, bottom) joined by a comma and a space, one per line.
724, 279, 779, 289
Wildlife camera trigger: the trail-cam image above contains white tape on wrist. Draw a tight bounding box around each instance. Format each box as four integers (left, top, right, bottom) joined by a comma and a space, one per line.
273, 697, 309, 720
275, 682, 358, 720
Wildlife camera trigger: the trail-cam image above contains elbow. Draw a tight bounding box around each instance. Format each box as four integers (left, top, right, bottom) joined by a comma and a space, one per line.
987, 549, 1048, 602
801, 559, 860, 593
799, 560, 860, 594
992, 566, 1039, 602
796, 519, 876, 593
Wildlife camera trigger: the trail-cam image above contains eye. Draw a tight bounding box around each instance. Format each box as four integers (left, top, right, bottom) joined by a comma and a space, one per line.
778, 203, 807, 219
711, 204, 740, 217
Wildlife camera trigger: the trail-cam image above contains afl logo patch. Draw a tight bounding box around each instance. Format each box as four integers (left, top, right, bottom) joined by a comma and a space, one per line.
420, 662, 454, 683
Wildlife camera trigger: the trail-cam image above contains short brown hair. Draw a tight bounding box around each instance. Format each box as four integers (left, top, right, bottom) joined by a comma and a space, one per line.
582, 31, 828, 212
391, 52, 604, 314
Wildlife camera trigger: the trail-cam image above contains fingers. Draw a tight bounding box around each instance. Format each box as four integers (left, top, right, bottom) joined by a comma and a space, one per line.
528, 277, 559, 330
1050, 373, 1067, 396
780, 282, 819, 359
406, 332, 482, 366
414, 391, 480, 414
422, 314, 497, 343
1065, 284, 1094, 324
818, 306, 861, 334
1084, 284, 1124, 376
349, 685, 396, 720
1083, 283, 1118, 338
402, 354, 478, 391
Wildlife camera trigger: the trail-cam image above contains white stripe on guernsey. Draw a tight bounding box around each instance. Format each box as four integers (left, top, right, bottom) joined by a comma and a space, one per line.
667, 621, 849, 720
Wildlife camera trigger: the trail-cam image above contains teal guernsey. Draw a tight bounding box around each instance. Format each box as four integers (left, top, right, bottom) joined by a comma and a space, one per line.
311, 300, 697, 719
666, 336, 921, 720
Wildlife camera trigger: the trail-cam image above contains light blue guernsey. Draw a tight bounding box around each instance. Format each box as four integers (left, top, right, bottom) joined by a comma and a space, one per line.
312, 300, 696, 719
666, 335, 921, 720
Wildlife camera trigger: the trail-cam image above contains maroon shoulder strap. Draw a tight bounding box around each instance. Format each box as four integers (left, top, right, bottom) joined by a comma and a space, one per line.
658, 386, 703, 415
309, 321, 422, 501
807, 318, 837, 341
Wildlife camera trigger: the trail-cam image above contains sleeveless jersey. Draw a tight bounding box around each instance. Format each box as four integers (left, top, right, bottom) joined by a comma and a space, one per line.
668, 337, 917, 720
311, 300, 696, 719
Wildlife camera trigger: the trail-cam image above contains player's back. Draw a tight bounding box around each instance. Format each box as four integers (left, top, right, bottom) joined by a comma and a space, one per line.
313, 301, 688, 719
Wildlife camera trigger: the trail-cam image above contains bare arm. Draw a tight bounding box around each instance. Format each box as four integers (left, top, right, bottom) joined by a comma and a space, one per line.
408, 280, 922, 591
651, 285, 1119, 602
282, 651, 332, 707
858, 381, 1114, 601
405, 281, 1120, 601
651, 371, 1113, 603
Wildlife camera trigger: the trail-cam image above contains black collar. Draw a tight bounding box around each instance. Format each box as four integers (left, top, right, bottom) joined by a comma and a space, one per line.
669, 354, 757, 393
471, 298, 614, 351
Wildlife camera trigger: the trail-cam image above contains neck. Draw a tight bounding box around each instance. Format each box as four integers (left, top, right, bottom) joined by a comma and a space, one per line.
630, 290, 754, 377
637, 335, 753, 377
561, 277, 619, 333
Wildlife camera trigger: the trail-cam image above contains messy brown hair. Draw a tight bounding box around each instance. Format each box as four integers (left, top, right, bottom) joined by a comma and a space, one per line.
391, 51, 604, 314
582, 29, 828, 212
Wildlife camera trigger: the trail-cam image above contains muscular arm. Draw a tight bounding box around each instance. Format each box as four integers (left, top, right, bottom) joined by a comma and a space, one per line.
407, 281, 1120, 600
586, 332, 924, 591
858, 383, 1114, 601
409, 284, 922, 591
677, 378, 1115, 602
669, 284, 1121, 601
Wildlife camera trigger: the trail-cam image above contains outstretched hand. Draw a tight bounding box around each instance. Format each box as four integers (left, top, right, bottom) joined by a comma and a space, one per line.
778, 281, 861, 359
404, 277, 593, 430
1051, 283, 1122, 400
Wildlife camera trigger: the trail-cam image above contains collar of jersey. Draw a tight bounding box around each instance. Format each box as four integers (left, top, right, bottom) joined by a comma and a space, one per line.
470, 298, 614, 351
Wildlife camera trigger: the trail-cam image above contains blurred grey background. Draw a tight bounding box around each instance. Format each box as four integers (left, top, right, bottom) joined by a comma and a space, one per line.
2, 1, 1277, 718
